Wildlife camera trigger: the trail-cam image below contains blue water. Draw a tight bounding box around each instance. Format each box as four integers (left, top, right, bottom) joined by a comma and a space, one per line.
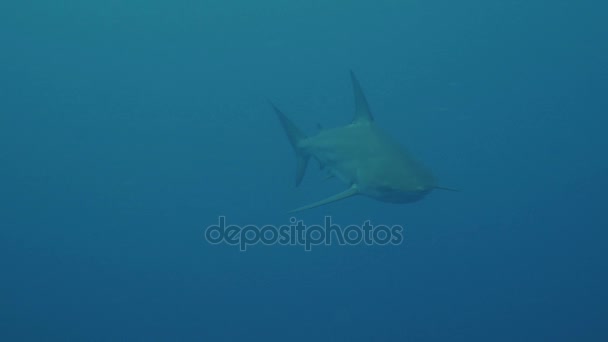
1, 1, 607, 341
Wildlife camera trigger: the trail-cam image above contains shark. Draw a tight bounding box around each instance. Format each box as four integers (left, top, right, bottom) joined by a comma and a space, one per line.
273, 71, 450, 213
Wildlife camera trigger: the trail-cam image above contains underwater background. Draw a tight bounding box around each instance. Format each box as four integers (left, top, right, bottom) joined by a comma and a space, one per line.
1, 0, 607, 341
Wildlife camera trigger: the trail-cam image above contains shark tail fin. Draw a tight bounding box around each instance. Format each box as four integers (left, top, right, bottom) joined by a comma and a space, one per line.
271, 102, 309, 186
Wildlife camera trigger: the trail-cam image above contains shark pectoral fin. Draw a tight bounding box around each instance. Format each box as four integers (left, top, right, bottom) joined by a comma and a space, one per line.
434, 186, 460, 192
289, 185, 359, 213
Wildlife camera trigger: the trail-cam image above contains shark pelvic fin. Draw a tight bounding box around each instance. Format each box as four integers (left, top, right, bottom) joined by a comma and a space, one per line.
350, 70, 374, 124
289, 185, 359, 213
271, 102, 309, 186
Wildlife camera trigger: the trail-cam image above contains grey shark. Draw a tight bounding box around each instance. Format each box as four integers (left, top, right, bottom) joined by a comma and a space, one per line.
274, 71, 449, 213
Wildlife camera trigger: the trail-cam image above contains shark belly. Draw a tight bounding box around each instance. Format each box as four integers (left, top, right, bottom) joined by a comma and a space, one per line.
301, 124, 435, 203
301, 124, 374, 185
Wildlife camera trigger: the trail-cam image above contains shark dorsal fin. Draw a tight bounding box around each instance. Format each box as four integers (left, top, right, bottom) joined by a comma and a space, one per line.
350, 71, 374, 124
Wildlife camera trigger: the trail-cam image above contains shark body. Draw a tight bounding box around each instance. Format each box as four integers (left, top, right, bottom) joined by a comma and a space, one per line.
274, 71, 440, 213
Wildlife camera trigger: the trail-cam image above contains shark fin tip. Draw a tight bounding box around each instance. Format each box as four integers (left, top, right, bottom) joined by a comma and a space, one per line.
434, 186, 460, 192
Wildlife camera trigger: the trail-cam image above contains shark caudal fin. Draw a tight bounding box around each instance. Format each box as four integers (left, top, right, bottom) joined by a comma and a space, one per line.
271, 102, 309, 186
350, 70, 374, 124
